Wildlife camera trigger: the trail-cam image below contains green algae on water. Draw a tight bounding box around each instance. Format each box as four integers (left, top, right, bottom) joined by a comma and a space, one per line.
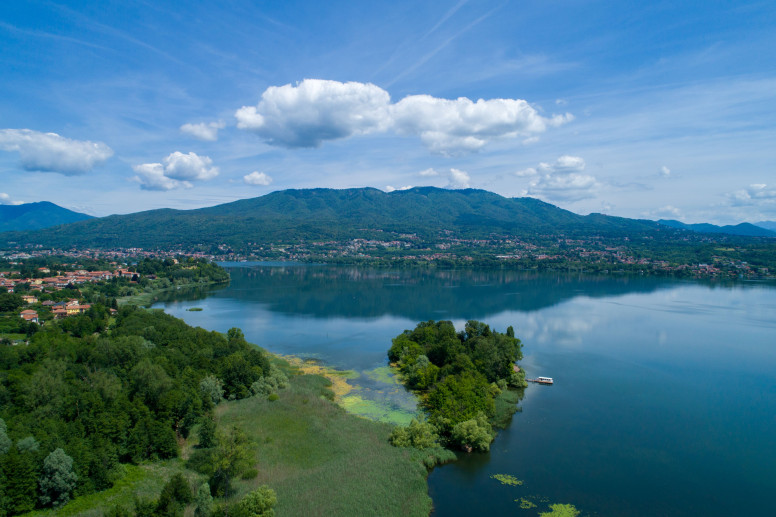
538, 503, 580, 517
490, 473, 523, 486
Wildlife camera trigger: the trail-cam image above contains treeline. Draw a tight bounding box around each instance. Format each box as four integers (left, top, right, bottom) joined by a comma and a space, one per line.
388, 320, 526, 453
0, 306, 274, 515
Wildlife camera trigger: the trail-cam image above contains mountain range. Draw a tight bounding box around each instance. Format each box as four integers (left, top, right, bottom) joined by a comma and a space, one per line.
657, 219, 776, 238
0, 201, 93, 233
0, 188, 773, 250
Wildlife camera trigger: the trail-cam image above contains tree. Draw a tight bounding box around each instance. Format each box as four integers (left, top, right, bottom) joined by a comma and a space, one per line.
238, 486, 277, 517
3, 447, 38, 514
0, 418, 10, 455
39, 447, 78, 508
195, 482, 213, 517
200, 375, 225, 405
199, 414, 217, 448
156, 473, 192, 516
450, 412, 494, 452
209, 426, 253, 498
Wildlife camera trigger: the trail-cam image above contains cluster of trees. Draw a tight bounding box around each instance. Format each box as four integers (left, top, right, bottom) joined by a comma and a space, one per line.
0, 306, 275, 515
388, 320, 526, 452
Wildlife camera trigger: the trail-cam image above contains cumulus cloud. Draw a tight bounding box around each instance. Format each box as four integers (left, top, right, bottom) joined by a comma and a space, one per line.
448, 168, 470, 189
235, 79, 571, 154
0, 128, 113, 175
0, 193, 23, 205
235, 79, 390, 148
519, 155, 601, 202
384, 185, 413, 192
132, 151, 218, 191
391, 95, 571, 155
646, 205, 683, 219
243, 171, 272, 186
180, 121, 226, 141
416, 167, 470, 188
728, 184, 776, 206
660, 165, 671, 177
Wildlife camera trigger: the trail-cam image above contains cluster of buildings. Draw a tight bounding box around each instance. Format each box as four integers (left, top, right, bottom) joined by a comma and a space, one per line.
0, 267, 135, 293
18, 298, 96, 325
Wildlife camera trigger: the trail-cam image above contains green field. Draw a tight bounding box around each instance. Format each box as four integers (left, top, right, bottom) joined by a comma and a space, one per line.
23, 372, 432, 517
214, 373, 433, 516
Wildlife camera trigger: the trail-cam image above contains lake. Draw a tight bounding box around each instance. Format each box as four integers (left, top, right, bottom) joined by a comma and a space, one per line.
153, 264, 776, 516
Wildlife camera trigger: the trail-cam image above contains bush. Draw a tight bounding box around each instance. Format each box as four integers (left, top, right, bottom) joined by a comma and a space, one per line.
241, 468, 259, 480
238, 486, 277, 517
199, 414, 217, 448
200, 375, 225, 405
389, 419, 440, 449
195, 482, 213, 517
450, 412, 494, 452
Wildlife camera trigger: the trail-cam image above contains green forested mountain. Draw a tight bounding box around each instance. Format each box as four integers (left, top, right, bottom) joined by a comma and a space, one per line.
0, 202, 93, 233
0, 187, 666, 249
657, 219, 776, 238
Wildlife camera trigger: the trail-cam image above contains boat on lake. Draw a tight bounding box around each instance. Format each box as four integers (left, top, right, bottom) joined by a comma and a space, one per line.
527, 376, 554, 385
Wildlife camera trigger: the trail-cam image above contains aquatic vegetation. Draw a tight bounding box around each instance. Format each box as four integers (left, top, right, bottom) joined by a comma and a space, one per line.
186, 307, 203, 311
490, 473, 523, 486
517, 497, 537, 509
280, 355, 355, 399
341, 394, 416, 425
539, 503, 580, 517
365, 365, 401, 385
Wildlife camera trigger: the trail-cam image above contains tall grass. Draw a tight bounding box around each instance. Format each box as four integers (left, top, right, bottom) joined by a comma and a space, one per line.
216, 373, 434, 517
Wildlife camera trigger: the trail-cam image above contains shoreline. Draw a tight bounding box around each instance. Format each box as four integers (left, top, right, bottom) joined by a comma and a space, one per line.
117, 278, 229, 307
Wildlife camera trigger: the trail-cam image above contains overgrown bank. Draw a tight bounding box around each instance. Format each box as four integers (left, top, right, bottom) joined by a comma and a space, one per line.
0, 305, 438, 516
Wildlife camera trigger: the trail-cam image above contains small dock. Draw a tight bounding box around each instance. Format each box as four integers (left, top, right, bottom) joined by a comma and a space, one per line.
526, 376, 554, 385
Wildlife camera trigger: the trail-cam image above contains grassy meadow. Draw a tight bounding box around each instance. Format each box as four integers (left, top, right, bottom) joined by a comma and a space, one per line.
22, 370, 433, 517
214, 373, 434, 516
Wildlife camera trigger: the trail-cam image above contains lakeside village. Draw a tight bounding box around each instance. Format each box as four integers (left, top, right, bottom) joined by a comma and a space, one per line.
0, 255, 228, 344
1, 230, 772, 280
0, 266, 134, 332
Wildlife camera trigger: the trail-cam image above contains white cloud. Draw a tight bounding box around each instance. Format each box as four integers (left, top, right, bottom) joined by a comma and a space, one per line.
243, 171, 272, 186
448, 168, 470, 189
416, 167, 471, 188
384, 185, 413, 192
660, 165, 671, 177
728, 184, 776, 207
391, 95, 572, 155
0, 193, 23, 205
235, 79, 391, 148
646, 205, 683, 219
163, 152, 219, 181
180, 121, 226, 141
520, 155, 601, 202
0, 128, 113, 175
235, 79, 571, 154
132, 151, 218, 191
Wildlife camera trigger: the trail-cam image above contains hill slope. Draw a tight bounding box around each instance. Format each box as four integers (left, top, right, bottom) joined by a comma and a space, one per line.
0, 201, 93, 232
1, 187, 667, 249
657, 219, 776, 238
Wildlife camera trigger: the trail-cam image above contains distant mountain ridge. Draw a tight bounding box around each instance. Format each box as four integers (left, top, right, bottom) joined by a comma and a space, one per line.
754, 221, 776, 232
657, 219, 776, 238
1, 187, 670, 249
0, 201, 93, 233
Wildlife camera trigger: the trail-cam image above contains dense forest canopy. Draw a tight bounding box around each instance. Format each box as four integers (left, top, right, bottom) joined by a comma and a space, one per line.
388, 320, 526, 452
0, 306, 272, 515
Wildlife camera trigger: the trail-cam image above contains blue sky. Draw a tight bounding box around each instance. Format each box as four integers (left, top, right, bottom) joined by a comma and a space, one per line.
1, 0, 774, 224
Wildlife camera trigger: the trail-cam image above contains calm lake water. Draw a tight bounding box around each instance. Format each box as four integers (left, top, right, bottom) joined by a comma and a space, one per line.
153, 264, 776, 516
